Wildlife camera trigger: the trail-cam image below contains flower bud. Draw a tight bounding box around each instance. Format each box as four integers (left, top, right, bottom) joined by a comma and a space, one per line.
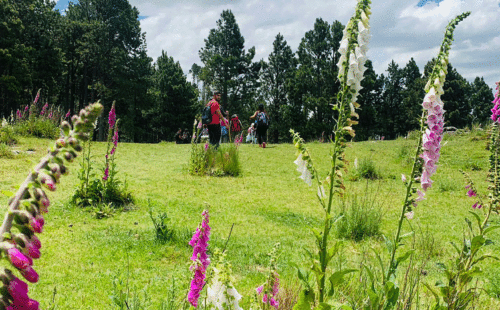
7, 275, 29, 304
39, 173, 56, 191
6, 248, 32, 270
64, 152, 74, 162
20, 267, 38, 283
61, 121, 71, 136
59, 164, 68, 176
55, 139, 66, 149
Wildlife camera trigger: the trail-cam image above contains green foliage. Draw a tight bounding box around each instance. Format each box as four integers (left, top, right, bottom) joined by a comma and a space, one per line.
148, 202, 174, 243
335, 191, 383, 241
0, 143, 14, 158
189, 143, 241, 176
0, 123, 17, 145
13, 118, 59, 139
350, 158, 381, 180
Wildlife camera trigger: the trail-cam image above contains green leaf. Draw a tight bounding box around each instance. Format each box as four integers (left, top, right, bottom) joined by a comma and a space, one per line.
399, 231, 415, 240
472, 254, 500, 266
293, 289, 315, 310
327, 269, 357, 296
471, 235, 486, 253
396, 249, 415, 264
1, 190, 14, 197
484, 225, 500, 235
465, 218, 473, 233
468, 211, 482, 229
314, 303, 332, 310
450, 242, 461, 255
422, 282, 440, 305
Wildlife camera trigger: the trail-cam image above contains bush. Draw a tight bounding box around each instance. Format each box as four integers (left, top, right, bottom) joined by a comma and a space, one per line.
350, 158, 380, 180
0, 123, 17, 145
0, 143, 14, 159
335, 189, 383, 241
14, 118, 59, 139
189, 143, 241, 176
71, 168, 134, 209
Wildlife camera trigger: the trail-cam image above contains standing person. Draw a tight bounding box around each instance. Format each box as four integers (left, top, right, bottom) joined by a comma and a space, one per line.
230, 114, 242, 141
250, 104, 269, 148
206, 91, 227, 148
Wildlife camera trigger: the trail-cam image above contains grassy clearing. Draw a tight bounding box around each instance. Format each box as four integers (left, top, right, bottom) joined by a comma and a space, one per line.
0, 133, 499, 309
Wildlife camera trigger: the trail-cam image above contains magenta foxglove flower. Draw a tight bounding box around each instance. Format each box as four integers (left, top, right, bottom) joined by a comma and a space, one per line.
491, 81, 500, 122
16, 110, 22, 119
7, 248, 32, 270
7, 276, 29, 303
108, 105, 116, 129
20, 267, 39, 283
467, 189, 476, 197
187, 210, 211, 307
24, 105, 29, 113
65, 109, 71, 119
204, 143, 209, 151
103, 165, 109, 181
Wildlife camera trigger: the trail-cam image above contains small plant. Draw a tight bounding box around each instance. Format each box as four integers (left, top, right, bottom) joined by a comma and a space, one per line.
0, 143, 14, 159
71, 103, 133, 209
335, 190, 383, 241
0, 121, 17, 145
189, 143, 241, 176
350, 158, 380, 180
148, 202, 174, 243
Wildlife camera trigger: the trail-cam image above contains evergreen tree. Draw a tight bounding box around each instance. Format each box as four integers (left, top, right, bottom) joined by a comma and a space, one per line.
147, 51, 198, 142
379, 60, 404, 138
261, 33, 297, 143
199, 10, 257, 117
469, 77, 494, 125
356, 60, 383, 140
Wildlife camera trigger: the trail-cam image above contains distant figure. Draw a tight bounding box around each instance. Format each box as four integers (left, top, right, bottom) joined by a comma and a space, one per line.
206, 91, 227, 148
250, 104, 269, 148
174, 128, 183, 144
246, 123, 256, 143
230, 114, 242, 142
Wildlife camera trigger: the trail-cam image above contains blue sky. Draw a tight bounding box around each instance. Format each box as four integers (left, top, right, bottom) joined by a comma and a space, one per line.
52, 0, 499, 92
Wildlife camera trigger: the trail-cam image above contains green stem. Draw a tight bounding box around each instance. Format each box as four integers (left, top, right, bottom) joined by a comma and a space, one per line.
386, 113, 424, 282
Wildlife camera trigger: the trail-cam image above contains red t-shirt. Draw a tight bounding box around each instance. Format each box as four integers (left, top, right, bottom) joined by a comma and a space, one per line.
208, 99, 220, 125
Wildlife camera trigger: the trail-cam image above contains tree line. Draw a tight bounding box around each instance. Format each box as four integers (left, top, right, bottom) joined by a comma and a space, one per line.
0, 0, 494, 142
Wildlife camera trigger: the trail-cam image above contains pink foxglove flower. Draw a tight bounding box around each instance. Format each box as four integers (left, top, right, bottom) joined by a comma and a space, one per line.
65, 109, 71, 119
467, 189, 476, 197
491, 81, 500, 122
33, 90, 40, 105
405, 211, 414, 220
7, 276, 29, 303
204, 143, 209, 151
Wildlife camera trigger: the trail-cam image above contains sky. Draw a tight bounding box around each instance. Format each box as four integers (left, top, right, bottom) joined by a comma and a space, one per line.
54, 0, 500, 92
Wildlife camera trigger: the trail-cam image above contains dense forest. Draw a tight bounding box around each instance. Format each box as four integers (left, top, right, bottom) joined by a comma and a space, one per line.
0, 0, 494, 142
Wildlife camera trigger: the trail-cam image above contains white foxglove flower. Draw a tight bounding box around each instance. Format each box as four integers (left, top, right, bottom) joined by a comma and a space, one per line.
339, 38, 348, 55
294, 153, 313, 186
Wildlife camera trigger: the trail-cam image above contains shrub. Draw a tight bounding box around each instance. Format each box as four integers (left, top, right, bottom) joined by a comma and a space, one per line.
0, 143, 14, 158
406, 130, 420, 140
0, 123, 17, 145
350, 158, 380, 180
334, 189, 383, 241
14, 118, 59, 139
189, 143, 241, 176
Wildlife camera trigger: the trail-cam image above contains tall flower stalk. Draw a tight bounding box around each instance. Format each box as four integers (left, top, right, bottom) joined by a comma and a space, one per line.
103, 102, 118, 182
385, 12, 470, 283
291, 0, 371, 304
0, 103, 102, 309
188, 209, 211, 307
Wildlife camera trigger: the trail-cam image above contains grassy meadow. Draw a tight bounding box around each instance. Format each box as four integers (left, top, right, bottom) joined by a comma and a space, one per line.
1, 130, 500, 309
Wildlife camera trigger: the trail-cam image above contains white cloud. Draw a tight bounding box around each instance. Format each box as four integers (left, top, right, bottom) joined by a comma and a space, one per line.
127, 0, 500, 91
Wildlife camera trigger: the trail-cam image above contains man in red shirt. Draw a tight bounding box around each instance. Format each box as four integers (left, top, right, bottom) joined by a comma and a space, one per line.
207, 91, 227, 147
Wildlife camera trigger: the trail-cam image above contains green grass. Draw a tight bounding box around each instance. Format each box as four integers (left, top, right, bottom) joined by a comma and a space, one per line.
0, 135, 499, 309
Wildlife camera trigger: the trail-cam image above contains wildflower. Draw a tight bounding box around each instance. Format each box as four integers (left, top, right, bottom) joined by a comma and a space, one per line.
294, 153, 313, 186
65, 109, 71, 119
467, 189, 476, 197
204, 143, 209, 151
405, 211, 414, 220
24, 105, 29, 113
188, 210, 211, 307
33, 90, 40, 105
401, 174, 407, 183
40, 103, 48, 116
108, 104, 116, 129
472, 202, 482, 209
16, 110, 22, 119
20, 267, 39, 283
103, 165, 109, 181
7, 248, 32, 271
491, 81, 500, 122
